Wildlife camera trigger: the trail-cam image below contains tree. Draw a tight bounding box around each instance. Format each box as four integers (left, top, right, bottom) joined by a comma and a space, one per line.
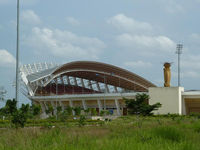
20, 104, 30, 114
5, 99, 17, 115
11, 110, 27, 128
125, 93, 161, 116
11, 104, 31, 128
31, 104, 41, 117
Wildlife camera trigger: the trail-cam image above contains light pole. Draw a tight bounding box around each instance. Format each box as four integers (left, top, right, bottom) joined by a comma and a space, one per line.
176, 44, 183, 87
15, 0, 20, 105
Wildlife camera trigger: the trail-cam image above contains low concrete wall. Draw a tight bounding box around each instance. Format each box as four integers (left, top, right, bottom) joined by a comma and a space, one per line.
149, 87, 184, 115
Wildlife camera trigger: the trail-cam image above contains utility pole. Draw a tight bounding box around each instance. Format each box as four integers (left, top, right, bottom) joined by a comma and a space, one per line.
176, 44, 183, 87
15, 0, 20, 105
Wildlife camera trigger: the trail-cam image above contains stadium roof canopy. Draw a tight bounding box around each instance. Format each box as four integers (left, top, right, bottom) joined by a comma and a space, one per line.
20, 61, 156, 97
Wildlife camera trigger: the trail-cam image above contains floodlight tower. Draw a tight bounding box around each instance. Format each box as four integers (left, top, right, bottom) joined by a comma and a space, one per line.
176, 43, 183, 87
15, 0, 20, 105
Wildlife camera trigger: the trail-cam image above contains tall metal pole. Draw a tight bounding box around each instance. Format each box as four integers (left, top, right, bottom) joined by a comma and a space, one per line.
16, 0, 20, 105
176, 44, 183, 87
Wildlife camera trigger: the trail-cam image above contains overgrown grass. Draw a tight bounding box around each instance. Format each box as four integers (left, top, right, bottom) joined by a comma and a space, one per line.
0, 116, 200, 150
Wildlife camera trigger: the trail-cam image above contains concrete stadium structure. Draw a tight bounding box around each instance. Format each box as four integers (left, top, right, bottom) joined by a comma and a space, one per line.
20, 61, 200, 116
20, 61, 155, 116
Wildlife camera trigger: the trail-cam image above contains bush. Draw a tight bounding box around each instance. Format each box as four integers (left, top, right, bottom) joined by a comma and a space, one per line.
58, 110, 68, 122
73, 107, 81, 116
125, 93, 161, 116
45, 104, 54, 116
11, 110, 27, 128
66, 106, 73, 116
90, 108, 97, 116
79, 115, 86, 127
189, 112, 200, 119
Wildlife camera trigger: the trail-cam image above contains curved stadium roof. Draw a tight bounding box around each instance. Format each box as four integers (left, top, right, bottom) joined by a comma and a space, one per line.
20, 61, 156, 96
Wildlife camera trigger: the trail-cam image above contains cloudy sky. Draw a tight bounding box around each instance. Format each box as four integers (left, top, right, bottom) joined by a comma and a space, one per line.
0, 0, 200, 104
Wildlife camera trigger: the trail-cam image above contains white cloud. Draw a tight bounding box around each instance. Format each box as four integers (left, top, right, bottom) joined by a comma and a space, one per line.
183, 71, 200, 78
21, 10, 41, 25
107, 14, 152, 33
0, 49, 15, 67
172, 55, 200, 79
189, 33, 200, 44
124, 61, 152, 68
158, 0, 184, 13
66, 17, 80, 26
116, 33, 176, 53
24, 27, 106, 59
182, 55, 200, 70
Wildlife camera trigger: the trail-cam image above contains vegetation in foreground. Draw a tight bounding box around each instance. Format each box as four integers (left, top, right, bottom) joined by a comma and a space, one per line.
0, 94, 199, 149
0, 115, 200, 150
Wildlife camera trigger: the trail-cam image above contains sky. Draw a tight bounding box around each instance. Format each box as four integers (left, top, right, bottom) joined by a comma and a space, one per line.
0, 0, 200, 105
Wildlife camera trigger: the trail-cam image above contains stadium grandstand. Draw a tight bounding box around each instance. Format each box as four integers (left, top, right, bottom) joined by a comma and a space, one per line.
20, 61, 156, 116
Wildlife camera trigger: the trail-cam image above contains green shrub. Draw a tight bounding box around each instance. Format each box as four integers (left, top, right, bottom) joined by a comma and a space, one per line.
45, 104, 54, 115
78, 115, 86, 127
73, 107, 81, 116
66, 106, 73, 116
124, 93, 161, 116
90, 108, 97, 116
11, 110, 27, 128
58, 110, 68, 122
189, 112, 200, 119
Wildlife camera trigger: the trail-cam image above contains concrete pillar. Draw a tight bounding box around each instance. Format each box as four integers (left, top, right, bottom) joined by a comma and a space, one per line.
97, 100, 103, 112
51, 101, 57, 115
44, 101, 48, 110
39, 101, 46, 113
69, 100, 75, 115
115, 99, 121, 116
82, 100, 87, 110
59, 101, 65, 111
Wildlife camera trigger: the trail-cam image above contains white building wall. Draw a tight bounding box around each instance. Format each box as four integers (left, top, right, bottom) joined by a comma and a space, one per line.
149, 87, 184, 115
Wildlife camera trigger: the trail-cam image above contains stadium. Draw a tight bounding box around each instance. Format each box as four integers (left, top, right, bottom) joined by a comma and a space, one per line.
20, 61, 156, 116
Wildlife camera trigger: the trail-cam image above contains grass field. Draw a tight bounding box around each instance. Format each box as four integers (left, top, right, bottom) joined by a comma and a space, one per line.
0, 115, 200, 150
